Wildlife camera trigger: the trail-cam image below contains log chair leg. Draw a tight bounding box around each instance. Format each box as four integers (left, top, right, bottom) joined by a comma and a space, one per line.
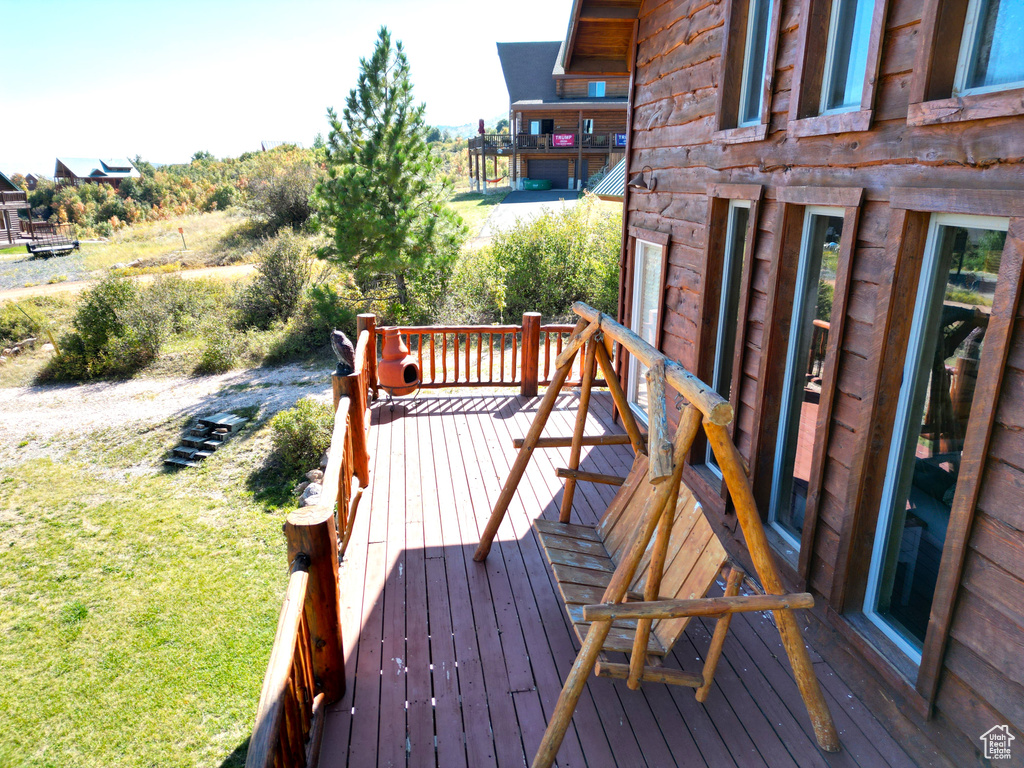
705, 421, 841, 752
696, 565, 744, 702
560, 338, 599, 523
532, 619, 614, 768
474, 320, 587, 562
594, 342, 646, 456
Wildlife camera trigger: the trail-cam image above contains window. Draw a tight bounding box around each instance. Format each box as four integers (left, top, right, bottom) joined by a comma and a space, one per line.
953, 0, 1024, 96
787, 0, 885, 136
738, 0, 775, 126
863, 213, 1008, 662
769, 208, 844, 548
530, 120, 541, 135
910, 0, 1024, 125
588, 81, 606, 97
714, 0, 782, 142
706, 201, 753, 471
820, 0, 875, 113
628, 239, 666, 421
582, 118, 595, 134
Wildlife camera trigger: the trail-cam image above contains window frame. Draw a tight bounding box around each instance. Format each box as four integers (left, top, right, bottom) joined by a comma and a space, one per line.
787, 0, 889, 138
862, 212, 1010, 664
909, 0, 1024, 126
623, 228, 671, 426
768, 205, 846, 551
749, 186, 862, 575
582, 118, 595, 134
688, 184, 763, 517
713, 0, 784, 144
825, 188, 1024, 717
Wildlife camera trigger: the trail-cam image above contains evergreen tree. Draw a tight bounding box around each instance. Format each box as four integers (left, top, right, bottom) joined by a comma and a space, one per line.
315, 27, 464, 307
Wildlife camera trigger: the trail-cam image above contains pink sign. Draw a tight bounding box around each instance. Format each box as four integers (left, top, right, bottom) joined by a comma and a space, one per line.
552, 133, 575, 147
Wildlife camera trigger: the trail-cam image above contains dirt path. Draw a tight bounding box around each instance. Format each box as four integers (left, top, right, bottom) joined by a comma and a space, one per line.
0, 363, 332, 463
0, 263, 256, 302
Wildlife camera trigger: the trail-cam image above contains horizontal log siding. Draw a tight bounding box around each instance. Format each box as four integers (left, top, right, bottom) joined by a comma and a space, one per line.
626, 0, 1024, 762
556, 77, 630, 98
516, 109, 627, 135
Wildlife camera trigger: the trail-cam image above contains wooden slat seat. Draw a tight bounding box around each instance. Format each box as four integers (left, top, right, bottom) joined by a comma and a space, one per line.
534, 452, 729, 658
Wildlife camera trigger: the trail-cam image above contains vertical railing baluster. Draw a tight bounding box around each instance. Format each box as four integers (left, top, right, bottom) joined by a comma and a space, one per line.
465, 331, 471, 383
417, 332, 423, 384
430, 333, 435, 384
477, 332, 483, 382
489, 333, 494, 382
454, 332, 460, 383
500, 333, 506, 382
544, 331, 551, 382
511, 330, 518, 383
442, 332, 447, 383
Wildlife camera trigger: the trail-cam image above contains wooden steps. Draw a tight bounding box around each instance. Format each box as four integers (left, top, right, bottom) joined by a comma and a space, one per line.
164, 412, 247, 468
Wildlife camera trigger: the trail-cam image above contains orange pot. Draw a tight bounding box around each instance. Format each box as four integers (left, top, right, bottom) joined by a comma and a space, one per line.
379, 328, 420, 396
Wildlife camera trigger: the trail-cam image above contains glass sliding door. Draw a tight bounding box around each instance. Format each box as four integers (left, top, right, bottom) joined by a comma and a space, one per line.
864, 213, 1007, 661
628, 240, 665, 422
706, 201, 752, 472
769, 208, 843, 548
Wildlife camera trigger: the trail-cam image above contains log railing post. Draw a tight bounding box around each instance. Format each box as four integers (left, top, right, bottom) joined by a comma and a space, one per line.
334, 372, 370, 487
284, 506, 345, 704
521, 312, 541, 397
356, 313, 378, 400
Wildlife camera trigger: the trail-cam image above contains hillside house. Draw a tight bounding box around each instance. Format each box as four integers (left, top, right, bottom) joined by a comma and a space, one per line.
54, 157, 140, 188
24, 173, 49, 190
0, 171, 29, 244
468, 38, 629, 190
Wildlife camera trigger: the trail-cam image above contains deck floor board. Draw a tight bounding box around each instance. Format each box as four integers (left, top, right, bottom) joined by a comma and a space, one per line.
318, 393, 915, 768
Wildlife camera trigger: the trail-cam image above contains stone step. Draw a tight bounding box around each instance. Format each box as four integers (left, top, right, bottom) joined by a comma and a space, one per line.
164, 457, 200, 468
198, 412, 249, 433
194, 450, 214, 460
173, 446, 198, 459
182, 437, 207, 449
202, 440, 222, 451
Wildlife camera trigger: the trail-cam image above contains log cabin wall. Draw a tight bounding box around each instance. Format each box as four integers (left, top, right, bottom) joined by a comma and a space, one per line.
516, 109, 627, 135
620, 0, 1024, 763
556, 77, 631, 98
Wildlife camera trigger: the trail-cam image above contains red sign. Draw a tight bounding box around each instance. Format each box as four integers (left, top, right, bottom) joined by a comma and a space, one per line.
178, 227, 183, 234
552, 133, 575, 147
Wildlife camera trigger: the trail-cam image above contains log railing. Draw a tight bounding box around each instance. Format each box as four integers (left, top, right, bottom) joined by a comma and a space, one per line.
247, 315, 376, 768
374, 313, 602, 397
0, 190, 27, 207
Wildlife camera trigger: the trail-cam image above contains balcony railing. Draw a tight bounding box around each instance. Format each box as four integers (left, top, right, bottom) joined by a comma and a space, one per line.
468, 133, 623, 152
0, 190, 28, 208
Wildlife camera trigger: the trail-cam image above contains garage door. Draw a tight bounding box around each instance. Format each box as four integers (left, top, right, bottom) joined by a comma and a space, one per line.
527, 159, 569, 189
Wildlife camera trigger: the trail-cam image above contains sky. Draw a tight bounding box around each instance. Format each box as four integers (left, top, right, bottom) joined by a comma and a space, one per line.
1, 0, 574, 175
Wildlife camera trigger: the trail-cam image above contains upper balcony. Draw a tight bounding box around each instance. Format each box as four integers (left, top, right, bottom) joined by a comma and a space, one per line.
468, 133, 626, 154
0, 190, 29, 209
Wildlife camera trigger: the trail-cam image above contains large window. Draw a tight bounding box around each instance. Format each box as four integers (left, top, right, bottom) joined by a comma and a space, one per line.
863, 213, 1008, 661
820, 0, 875, 113
769, 208, 844, 548
706, 201, 753, 470
953, 0, 1024, 96
738, 0, 775, 126
628, 240, 665, 421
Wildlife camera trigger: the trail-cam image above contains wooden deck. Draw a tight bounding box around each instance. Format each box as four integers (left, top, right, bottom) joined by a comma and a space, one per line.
317, 393, 916, 768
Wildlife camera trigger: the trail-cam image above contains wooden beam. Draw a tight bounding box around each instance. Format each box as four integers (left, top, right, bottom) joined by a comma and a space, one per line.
555, 467, 626, 486
574, 302, 733, 425
696, 567, 745, 702
513, 434, 632, 449
554, 319, 600, 370
595, 661, 702, 688
594, 341, 646, 455
645, 359, 674, 483
582, 591, 814, 621
560, 339, 600, 520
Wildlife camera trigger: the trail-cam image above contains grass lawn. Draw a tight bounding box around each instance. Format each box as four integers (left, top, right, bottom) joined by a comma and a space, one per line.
80, 210, 260, 273
448, 189, 510, 237
0, 245, 29, 257
0, 411, 292, 767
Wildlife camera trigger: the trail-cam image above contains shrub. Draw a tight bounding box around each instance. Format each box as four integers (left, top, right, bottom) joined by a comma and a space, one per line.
269, 397, 334, 475
243, 146, 320, 231
447, 193, 620, 322
236, 232, 319, 330
49, 276, 166, 379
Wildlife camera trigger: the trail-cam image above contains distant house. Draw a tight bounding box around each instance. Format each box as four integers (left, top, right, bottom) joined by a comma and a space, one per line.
0, 171, 29, 244
468, 39, 628, 191
25, 173, 49, 191
54, 157, 140, 188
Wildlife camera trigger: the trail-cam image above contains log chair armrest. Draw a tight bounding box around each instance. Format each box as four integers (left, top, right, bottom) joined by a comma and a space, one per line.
581, 593, 814, 622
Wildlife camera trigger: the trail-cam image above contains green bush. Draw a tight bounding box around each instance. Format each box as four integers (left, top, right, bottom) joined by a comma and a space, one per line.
49, 276, 166, 379
236, 232, 318, 330
463, 193, 620, 322
149, 276, 230, 335
243, 146, 320, 231
269, 397, 334, 475
0, 303, 39, 347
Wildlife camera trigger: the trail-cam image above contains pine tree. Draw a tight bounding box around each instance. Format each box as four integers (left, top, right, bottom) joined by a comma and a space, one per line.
314, 27, 464, 308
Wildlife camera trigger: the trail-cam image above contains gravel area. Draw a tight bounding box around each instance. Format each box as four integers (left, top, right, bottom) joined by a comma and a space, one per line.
0, 250, 92, 291
0, 363, 333, 465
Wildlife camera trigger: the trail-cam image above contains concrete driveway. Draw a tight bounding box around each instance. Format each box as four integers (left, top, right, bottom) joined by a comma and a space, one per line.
478, 190, 581, 238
